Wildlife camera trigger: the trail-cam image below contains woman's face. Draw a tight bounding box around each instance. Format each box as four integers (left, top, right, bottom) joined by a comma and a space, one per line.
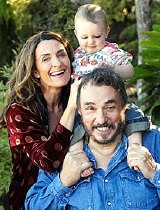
34, 39, 71, 90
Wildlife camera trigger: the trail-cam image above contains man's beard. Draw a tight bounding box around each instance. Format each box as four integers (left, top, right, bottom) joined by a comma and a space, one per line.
83, 120, 124, 146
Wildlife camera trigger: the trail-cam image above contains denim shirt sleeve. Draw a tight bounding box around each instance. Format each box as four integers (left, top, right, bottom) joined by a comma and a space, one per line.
25, 169, 73, 210
125, 102, 151, 136
150, 164, 160, 186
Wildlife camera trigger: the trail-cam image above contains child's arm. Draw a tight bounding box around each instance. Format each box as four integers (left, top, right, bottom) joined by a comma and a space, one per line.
114, 63, 134, 80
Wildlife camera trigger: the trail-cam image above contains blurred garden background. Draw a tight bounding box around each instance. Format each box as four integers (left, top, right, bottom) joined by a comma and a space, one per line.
0, 0, 160, 208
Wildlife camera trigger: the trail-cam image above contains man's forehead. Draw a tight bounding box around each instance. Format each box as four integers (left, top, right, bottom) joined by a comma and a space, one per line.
80, 84, 119, 103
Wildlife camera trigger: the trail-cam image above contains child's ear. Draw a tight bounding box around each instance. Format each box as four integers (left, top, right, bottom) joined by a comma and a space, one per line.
105, 26, 110, 37
34, 70, 40, 78
74, 29, 78, 37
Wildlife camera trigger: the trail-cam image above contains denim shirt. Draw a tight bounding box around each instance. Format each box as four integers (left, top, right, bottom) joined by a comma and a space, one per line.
25, 126, 160, 210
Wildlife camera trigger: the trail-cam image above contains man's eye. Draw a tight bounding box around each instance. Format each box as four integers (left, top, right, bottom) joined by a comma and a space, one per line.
104, 106, 116, 111
85, 106, 95, 111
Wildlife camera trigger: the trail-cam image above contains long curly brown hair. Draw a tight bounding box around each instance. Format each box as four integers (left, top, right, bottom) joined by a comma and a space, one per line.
0, 31, 74, 128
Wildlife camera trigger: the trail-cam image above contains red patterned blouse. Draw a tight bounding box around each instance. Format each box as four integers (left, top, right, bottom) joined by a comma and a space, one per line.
6, 102, 72, 210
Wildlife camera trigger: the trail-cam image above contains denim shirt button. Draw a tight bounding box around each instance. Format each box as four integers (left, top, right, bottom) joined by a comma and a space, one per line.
105, 179, 109, 183
65, 193, 70, 197
158, 180, 160, 184
107, 201, 111, 206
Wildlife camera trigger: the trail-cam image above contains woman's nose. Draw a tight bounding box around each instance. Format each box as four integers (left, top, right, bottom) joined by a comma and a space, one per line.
52, 57, 61, 67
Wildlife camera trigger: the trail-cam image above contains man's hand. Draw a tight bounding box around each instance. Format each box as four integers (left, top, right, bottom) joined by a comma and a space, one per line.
60, 149, 92, 187
127, 143, 156, 179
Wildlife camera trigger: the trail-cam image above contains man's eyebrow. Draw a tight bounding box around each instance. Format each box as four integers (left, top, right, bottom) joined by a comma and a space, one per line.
83, 102, 95, 106
83, 99, 117, 106
104, 99, 116, 104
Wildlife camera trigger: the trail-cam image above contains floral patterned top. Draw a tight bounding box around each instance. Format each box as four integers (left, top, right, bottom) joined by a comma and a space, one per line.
6, 100, 72, 210
72, 42, 133, 76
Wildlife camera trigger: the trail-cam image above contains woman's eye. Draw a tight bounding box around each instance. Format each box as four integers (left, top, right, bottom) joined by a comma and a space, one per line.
58, 53, 67, 59
43, 57, 50, 62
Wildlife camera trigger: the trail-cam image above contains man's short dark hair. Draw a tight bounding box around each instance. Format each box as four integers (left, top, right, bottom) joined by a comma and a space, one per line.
77, 64, 128, 108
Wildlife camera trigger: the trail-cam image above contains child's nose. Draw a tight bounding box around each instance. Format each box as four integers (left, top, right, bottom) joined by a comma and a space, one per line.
88, 37, 94, 44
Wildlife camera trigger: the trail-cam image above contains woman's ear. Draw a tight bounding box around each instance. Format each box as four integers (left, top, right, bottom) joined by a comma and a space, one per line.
34, 70, 40, 78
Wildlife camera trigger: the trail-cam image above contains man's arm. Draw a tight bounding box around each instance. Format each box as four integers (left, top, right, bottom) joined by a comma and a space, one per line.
25, 169, 72, 210
25, 150, 92, 210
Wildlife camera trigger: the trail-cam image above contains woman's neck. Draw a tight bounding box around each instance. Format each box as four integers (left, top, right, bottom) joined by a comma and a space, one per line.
42, 86, 62, 112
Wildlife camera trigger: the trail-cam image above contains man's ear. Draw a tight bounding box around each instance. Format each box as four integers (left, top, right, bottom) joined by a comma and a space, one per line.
34, 70, 40, 78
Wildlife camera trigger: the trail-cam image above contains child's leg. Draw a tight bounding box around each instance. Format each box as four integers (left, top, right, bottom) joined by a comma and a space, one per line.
125, 102, 150, 145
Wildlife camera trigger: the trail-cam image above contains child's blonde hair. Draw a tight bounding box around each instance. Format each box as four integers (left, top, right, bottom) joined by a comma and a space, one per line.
74, 4, 108, 29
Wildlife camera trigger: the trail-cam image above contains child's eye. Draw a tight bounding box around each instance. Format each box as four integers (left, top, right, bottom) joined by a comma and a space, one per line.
81, 36, 88, 39
94, 35, 102, 38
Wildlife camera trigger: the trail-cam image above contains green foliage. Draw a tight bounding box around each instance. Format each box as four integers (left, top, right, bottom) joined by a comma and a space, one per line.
0, 0, 18, 67
128, 25, 160, 124
0, 65, 12, 199
0, 128, 11, 198
26, 0, 78, 48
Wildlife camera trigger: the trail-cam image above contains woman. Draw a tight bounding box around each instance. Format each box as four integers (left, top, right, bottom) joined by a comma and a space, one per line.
0, 31, 85, 210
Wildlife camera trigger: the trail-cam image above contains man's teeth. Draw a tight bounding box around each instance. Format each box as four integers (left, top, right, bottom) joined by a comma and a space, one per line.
97, 127, 109, 131
50, 70, 64, 76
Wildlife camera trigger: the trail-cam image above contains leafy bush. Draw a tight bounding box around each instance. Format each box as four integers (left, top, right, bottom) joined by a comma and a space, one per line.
0, 65, 12, 201
0, 128, 11, 198
128, 25, 160, 124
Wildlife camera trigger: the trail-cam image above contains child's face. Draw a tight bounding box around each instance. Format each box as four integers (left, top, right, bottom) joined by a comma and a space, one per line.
74, 18, 110, 54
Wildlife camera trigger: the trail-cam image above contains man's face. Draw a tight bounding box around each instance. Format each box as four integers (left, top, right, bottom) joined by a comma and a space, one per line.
79, 83, 125, 145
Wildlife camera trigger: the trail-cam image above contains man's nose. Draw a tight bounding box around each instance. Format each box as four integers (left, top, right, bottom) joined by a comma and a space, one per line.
95, 109, 106, 124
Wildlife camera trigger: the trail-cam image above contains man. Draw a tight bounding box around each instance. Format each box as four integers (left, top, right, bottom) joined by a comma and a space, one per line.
25, 65, 160, 210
